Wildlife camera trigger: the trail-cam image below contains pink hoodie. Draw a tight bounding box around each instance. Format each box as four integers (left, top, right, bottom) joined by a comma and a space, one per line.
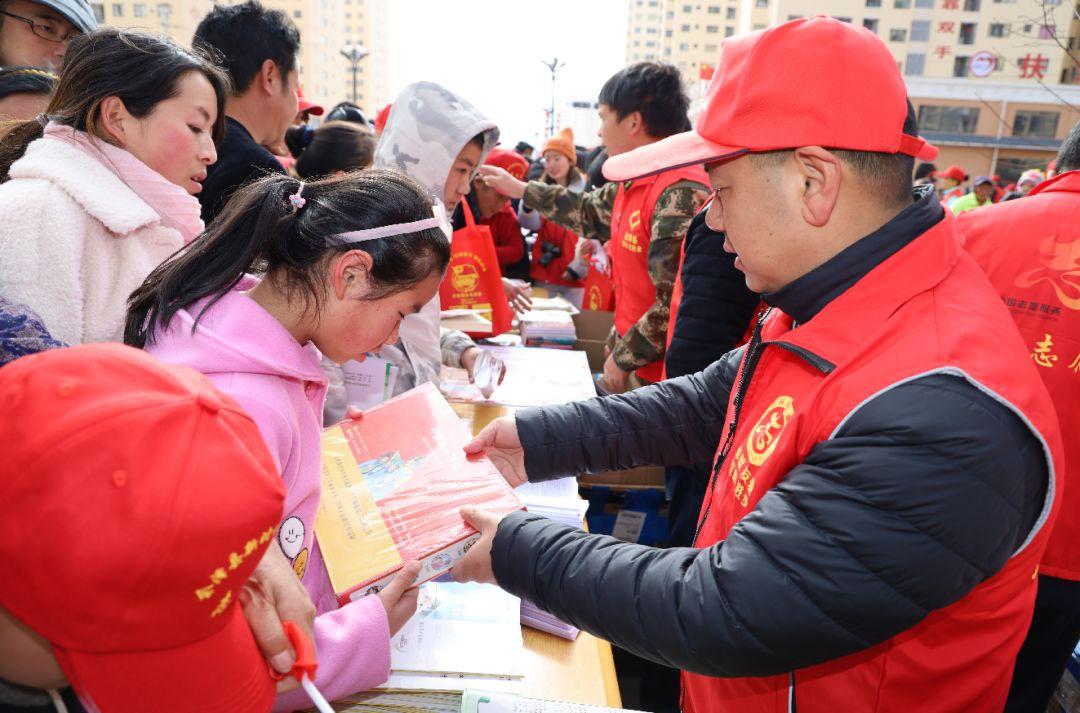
145, 278, 390, 711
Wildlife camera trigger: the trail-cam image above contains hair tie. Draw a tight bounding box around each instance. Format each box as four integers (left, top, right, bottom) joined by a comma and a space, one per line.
35, 114, 48, 128
288, 182, 306, 211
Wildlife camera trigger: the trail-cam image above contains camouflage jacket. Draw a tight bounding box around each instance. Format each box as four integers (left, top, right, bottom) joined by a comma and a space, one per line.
523, 179, 709, 373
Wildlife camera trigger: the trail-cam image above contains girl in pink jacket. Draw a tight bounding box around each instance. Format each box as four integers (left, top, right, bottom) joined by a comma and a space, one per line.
125, 169, 450, 710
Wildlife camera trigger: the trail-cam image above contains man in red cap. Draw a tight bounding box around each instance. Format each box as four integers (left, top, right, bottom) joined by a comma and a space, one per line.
0, 343, 292, 712
934, 164, 969, 205
464, 147, 531, 281
454, 16, 1062, 713
960, 120, 1080, 713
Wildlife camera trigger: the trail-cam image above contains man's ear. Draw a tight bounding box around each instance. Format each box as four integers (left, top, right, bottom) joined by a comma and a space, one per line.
258, 59, 279, 96
623, 110, 645, 138
97, 96, 130, 144
330, 249, 375, 300
792, 146, 842, 228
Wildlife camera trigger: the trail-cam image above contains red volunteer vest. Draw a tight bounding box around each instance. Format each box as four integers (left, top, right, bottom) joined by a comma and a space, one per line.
960, 170, 1080, 581
609, 165, 706, 383
684, 215, 1063, 713
531, 218, 584, 287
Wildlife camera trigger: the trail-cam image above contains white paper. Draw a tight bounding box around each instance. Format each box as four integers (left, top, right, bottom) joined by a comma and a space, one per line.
611, 511, 647, 543
342, 356, 394, 411
462, 690, 646, 713
390, 582, 523, 678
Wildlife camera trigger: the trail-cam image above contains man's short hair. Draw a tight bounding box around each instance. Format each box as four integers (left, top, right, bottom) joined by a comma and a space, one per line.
750, 149, 915, 208
598, 62, 689, 139
1056, 121, 1080, 174
193, 0, 299, 95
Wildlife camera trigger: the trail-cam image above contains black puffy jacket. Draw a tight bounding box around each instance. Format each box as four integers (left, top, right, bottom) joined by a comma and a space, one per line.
489, 189, 1049, 678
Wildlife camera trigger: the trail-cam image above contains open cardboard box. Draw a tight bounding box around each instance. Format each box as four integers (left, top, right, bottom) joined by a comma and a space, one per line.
572, 310, 615, 373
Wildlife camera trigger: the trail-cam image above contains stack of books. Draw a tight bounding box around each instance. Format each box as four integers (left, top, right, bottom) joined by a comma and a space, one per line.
518, 310, 576, 349
515, 477, 589, 640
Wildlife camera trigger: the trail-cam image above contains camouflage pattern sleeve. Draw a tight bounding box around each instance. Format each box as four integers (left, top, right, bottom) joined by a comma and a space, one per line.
522, 180, 618, 242
611, 180, 710, 374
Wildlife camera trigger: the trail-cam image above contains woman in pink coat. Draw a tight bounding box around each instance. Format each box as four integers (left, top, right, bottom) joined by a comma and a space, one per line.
126, 169, 450, 711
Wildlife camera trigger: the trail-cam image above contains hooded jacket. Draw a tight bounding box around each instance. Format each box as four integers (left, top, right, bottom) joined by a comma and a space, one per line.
145, 278, 391, 711
373, 82, 498, 389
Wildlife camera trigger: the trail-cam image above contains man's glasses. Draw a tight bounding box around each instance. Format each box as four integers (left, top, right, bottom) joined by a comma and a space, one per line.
0, 9, 77, 43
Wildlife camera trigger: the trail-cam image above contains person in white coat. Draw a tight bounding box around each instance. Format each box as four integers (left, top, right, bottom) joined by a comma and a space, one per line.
0, 28, 227, 345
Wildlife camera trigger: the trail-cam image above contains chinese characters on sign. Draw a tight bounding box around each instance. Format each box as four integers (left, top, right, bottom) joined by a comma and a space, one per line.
1019, 53, 1049, 79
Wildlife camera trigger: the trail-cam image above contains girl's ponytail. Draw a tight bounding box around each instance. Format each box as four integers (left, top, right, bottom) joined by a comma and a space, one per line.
125, 173, 303, 347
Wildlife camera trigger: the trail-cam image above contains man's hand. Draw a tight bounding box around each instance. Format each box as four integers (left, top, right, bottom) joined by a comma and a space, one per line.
600, 354, 631, 394
502, 278, 533, 315
478, 165, 527, 200
376, 561, 422, 636
463, 416, 527, 487
451, 506, 506, 585
239, 545, 318, 692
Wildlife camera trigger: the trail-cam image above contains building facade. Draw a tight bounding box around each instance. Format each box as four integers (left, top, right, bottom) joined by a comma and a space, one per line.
89, 0, 389, 117
627, 0, 1079, 179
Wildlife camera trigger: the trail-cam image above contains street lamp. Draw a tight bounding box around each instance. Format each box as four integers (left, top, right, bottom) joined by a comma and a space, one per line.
542, 57, 565, 138
340, 43, 369, 105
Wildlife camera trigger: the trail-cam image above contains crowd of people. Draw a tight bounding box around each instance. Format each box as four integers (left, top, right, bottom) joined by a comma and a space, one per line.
0, 2, 1078, 713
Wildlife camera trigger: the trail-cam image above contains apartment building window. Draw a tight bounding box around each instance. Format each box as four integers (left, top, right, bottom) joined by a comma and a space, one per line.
706, 24, 719, 32
787, 13, 802, 19
959, 22, 976, 43
909, 19, 930, 40
918, 105, 979, 133
863, 18, 879, 32
646, 26, 658, 33
679, 42, 690, 50
904, 52, 925, 75
963, 0, 980, 10
682, 4, 692, 10
1039, 24, 1056, 39
893, 0, 911, 8
704, 43, 717, 51
725, 25, 735, 35
681, 23, 690, 30
836, 16, 852, 21
866, 0, 881, 6
889, 28, 907, 41
1013, 110, 1060, 139
755, 0, 767, 7
726, 6, 736, 17
708, 5, 721, 11
111, 3, 121, 15
91, 2, 103, 20
666, 10, 674, 18
665, 29, 672, 36
988, 22, 1006, 37
915, 0, 934, 8
293, 9, 301, 17
953, 55, 970, 76
753, 23, 766, 29
133, 3, 145, 16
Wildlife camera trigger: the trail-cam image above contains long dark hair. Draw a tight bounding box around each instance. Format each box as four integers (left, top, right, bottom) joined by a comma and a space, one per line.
0, 29, 229, 181
288, 120, 376, 179
125, 169, 450, 348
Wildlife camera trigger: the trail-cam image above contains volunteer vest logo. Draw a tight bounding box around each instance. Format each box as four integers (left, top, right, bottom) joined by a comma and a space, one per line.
586, 285, 604, 310
727, 395, 795, 508
1015, 234, 1080, 310
507, 164, 525, 180
621, 210, 644, 254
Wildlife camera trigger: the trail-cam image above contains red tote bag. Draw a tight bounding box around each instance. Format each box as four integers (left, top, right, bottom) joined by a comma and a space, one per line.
439, 201, 512, 338
582, 265, 615, 312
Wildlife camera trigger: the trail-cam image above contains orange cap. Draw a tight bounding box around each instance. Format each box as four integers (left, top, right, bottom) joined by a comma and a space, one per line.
542, 127, 577, 164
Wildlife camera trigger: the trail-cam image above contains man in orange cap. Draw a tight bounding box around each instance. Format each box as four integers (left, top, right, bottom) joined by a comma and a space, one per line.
455, 16, 1061, 713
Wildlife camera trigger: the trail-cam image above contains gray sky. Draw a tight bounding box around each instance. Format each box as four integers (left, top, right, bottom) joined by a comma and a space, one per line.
387, 0, 629, 149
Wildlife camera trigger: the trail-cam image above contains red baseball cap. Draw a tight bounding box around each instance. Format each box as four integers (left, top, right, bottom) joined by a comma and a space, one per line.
485, 147, 530, 181
932, 164, 968, 182
604, 15, 938, 182
0, 343, 286, 713
297, 86, 324, 116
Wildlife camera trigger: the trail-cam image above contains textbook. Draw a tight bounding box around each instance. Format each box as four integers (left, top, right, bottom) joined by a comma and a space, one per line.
316, 383, 524, 604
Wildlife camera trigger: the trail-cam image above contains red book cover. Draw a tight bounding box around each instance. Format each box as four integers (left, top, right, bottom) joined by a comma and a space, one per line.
316, 383, 523, 605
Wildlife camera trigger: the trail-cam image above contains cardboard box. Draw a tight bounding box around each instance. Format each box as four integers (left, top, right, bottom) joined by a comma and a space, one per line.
580, 465, 667, 489
572, 310, 614, 373
316, 383, 523, 604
